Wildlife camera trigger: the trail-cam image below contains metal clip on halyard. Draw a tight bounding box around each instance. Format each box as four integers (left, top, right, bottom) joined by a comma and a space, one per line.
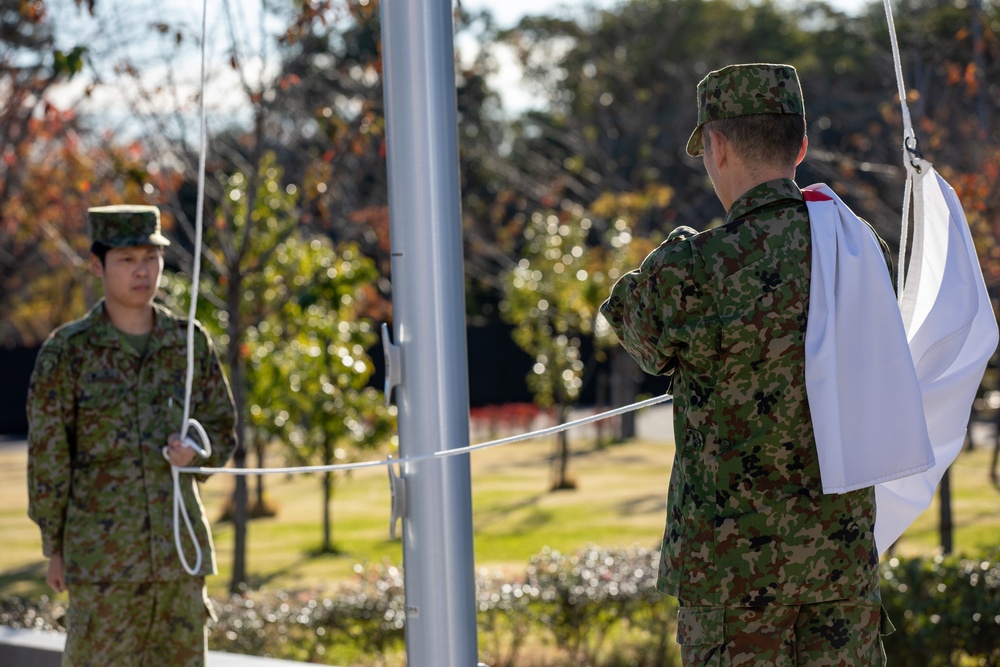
382, 324, 406, 540
905, 134, 924, 172
883, 0, 925, 296
163, 418, 213, 575
387, 456, 406, 541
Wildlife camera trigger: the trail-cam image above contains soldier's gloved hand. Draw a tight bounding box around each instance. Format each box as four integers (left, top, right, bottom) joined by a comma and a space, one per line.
166, 433, 198, 467
46, 555, 66, 594
666, 225, 698, 243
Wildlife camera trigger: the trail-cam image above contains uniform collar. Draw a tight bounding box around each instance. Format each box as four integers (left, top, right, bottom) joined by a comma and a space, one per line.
86, 299, 185, 353
724, 178, 803, 226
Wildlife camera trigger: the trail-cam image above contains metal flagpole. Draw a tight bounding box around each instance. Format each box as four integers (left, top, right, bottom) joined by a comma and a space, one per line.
379, 1, 480, 666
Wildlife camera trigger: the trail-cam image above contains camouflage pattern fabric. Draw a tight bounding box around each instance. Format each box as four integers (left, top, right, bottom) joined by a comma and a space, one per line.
27, 299, 237, 582
686, 63, 804, 157
676, 593, 892, 666
87, 204, 170, 248
63, 578, 213, 667
600, 179, 882, 607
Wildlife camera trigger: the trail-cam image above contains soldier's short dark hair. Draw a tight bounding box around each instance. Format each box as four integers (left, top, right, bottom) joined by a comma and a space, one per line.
704, 113, 806, 169
90, 241, 111, 266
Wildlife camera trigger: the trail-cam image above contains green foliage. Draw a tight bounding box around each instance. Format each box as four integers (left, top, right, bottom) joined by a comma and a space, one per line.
881, 552, 1000, 667
9, 549, 998, 666
522, 545, 677, 666
206, 567, 406, 666
588, 184, 671, 349
161, 152, 394, 549
501, 210, 599, 409
163, 153, 392, 455
52, 46, 86, 78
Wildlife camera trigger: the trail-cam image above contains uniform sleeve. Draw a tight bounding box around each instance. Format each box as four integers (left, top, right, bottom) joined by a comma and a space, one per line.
26, 337, 74, 558
190, 327, 237, 474
600, 228, 710, 376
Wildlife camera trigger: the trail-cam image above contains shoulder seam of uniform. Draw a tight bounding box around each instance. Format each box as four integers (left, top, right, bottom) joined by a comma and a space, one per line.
49, 312, 97, 342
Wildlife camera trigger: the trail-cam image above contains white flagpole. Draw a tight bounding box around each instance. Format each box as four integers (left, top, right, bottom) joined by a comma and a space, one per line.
379, 1, 480, 665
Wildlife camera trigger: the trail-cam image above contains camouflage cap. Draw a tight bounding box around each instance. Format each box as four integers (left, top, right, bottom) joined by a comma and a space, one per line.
686, 63, 804, 157
87, 205, 170, 248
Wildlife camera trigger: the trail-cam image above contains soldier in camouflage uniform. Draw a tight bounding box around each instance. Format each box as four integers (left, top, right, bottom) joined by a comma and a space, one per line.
27, 205, 237, 667
601, 64, 894, 665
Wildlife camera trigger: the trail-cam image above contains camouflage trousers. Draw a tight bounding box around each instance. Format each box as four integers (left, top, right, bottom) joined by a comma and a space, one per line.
676, 597, 893, 666
63, 578, 214, 667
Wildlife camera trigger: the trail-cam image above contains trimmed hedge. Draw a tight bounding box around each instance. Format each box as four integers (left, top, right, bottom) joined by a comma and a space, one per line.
881, 553, 1000, 667
3, 548, 997, 666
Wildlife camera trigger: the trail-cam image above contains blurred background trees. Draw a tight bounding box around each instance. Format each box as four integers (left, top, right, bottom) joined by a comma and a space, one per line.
3, 0, 999, 588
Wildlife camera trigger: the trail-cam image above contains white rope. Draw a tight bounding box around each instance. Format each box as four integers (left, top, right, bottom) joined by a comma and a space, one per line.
176, 393, 674, 476
884, 0, 921, 297
883, 0, 916, 143
165, 0, 212, 577
164, 0, 673, 572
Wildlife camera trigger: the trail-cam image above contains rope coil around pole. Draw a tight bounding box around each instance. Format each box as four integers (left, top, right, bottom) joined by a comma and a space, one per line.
177, 393, 674, 476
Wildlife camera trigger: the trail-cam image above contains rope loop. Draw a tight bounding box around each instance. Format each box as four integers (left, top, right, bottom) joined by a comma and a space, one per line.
168, 0, 212, 578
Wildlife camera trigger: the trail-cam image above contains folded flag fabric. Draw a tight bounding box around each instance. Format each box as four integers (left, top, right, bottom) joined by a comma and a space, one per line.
803, 167, 997, 555
873, 161, 998, 554
803, 183, 934, 497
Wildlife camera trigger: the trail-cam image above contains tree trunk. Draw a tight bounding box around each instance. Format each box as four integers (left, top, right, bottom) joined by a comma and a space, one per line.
610, 347, 639, 440
991, 415, 999, 486
552, 404, 573, 490
254, 433, 265, 512
322, 438, 333, 553
227, 272, 249, 594
939, 466, 953, 556
595, 371, 607, 445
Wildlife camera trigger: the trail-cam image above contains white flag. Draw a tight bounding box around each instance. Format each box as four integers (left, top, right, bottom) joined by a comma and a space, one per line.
874, 161, 998, 554
804, 184, 935, 496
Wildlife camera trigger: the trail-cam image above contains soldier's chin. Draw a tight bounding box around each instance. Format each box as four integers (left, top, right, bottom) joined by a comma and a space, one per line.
127, 288, 155, 304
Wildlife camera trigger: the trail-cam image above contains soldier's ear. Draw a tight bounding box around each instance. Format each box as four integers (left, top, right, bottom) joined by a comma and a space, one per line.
89, 253, 104, 279
706, 130, 728, 170
794, 135, 808, 167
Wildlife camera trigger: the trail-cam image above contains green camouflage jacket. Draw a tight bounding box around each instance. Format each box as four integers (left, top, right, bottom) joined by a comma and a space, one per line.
601, 179, 880, 607
27, 300, 237, 583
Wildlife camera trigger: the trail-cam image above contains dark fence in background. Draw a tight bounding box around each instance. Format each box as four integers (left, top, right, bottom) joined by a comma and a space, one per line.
0, 347, 39, 435
1, 324, 669, 436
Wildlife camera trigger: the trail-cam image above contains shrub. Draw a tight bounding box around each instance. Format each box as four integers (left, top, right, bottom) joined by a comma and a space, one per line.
524, 545, 678, 665
881, 552, 1000, 667
3, 549, 996, 666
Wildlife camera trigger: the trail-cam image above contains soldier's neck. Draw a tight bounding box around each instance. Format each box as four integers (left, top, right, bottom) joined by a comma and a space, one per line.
104, 300, 155, 335
722, 165, 796, 212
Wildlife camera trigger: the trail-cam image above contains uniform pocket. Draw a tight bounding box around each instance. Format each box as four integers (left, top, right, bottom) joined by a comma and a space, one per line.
75, 389, 131, 463
66, 604, 91, 636
677, 606, 724, 645
676, 606, 725, 667
64, 602, 93, 661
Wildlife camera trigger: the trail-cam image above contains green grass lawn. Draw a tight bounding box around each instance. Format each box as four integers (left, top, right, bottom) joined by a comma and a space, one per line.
2, 424, 998, 602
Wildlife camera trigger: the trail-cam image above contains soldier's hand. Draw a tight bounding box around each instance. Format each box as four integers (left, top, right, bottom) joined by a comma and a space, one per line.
166, 433, 198, 467
46, 555, 66, 594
